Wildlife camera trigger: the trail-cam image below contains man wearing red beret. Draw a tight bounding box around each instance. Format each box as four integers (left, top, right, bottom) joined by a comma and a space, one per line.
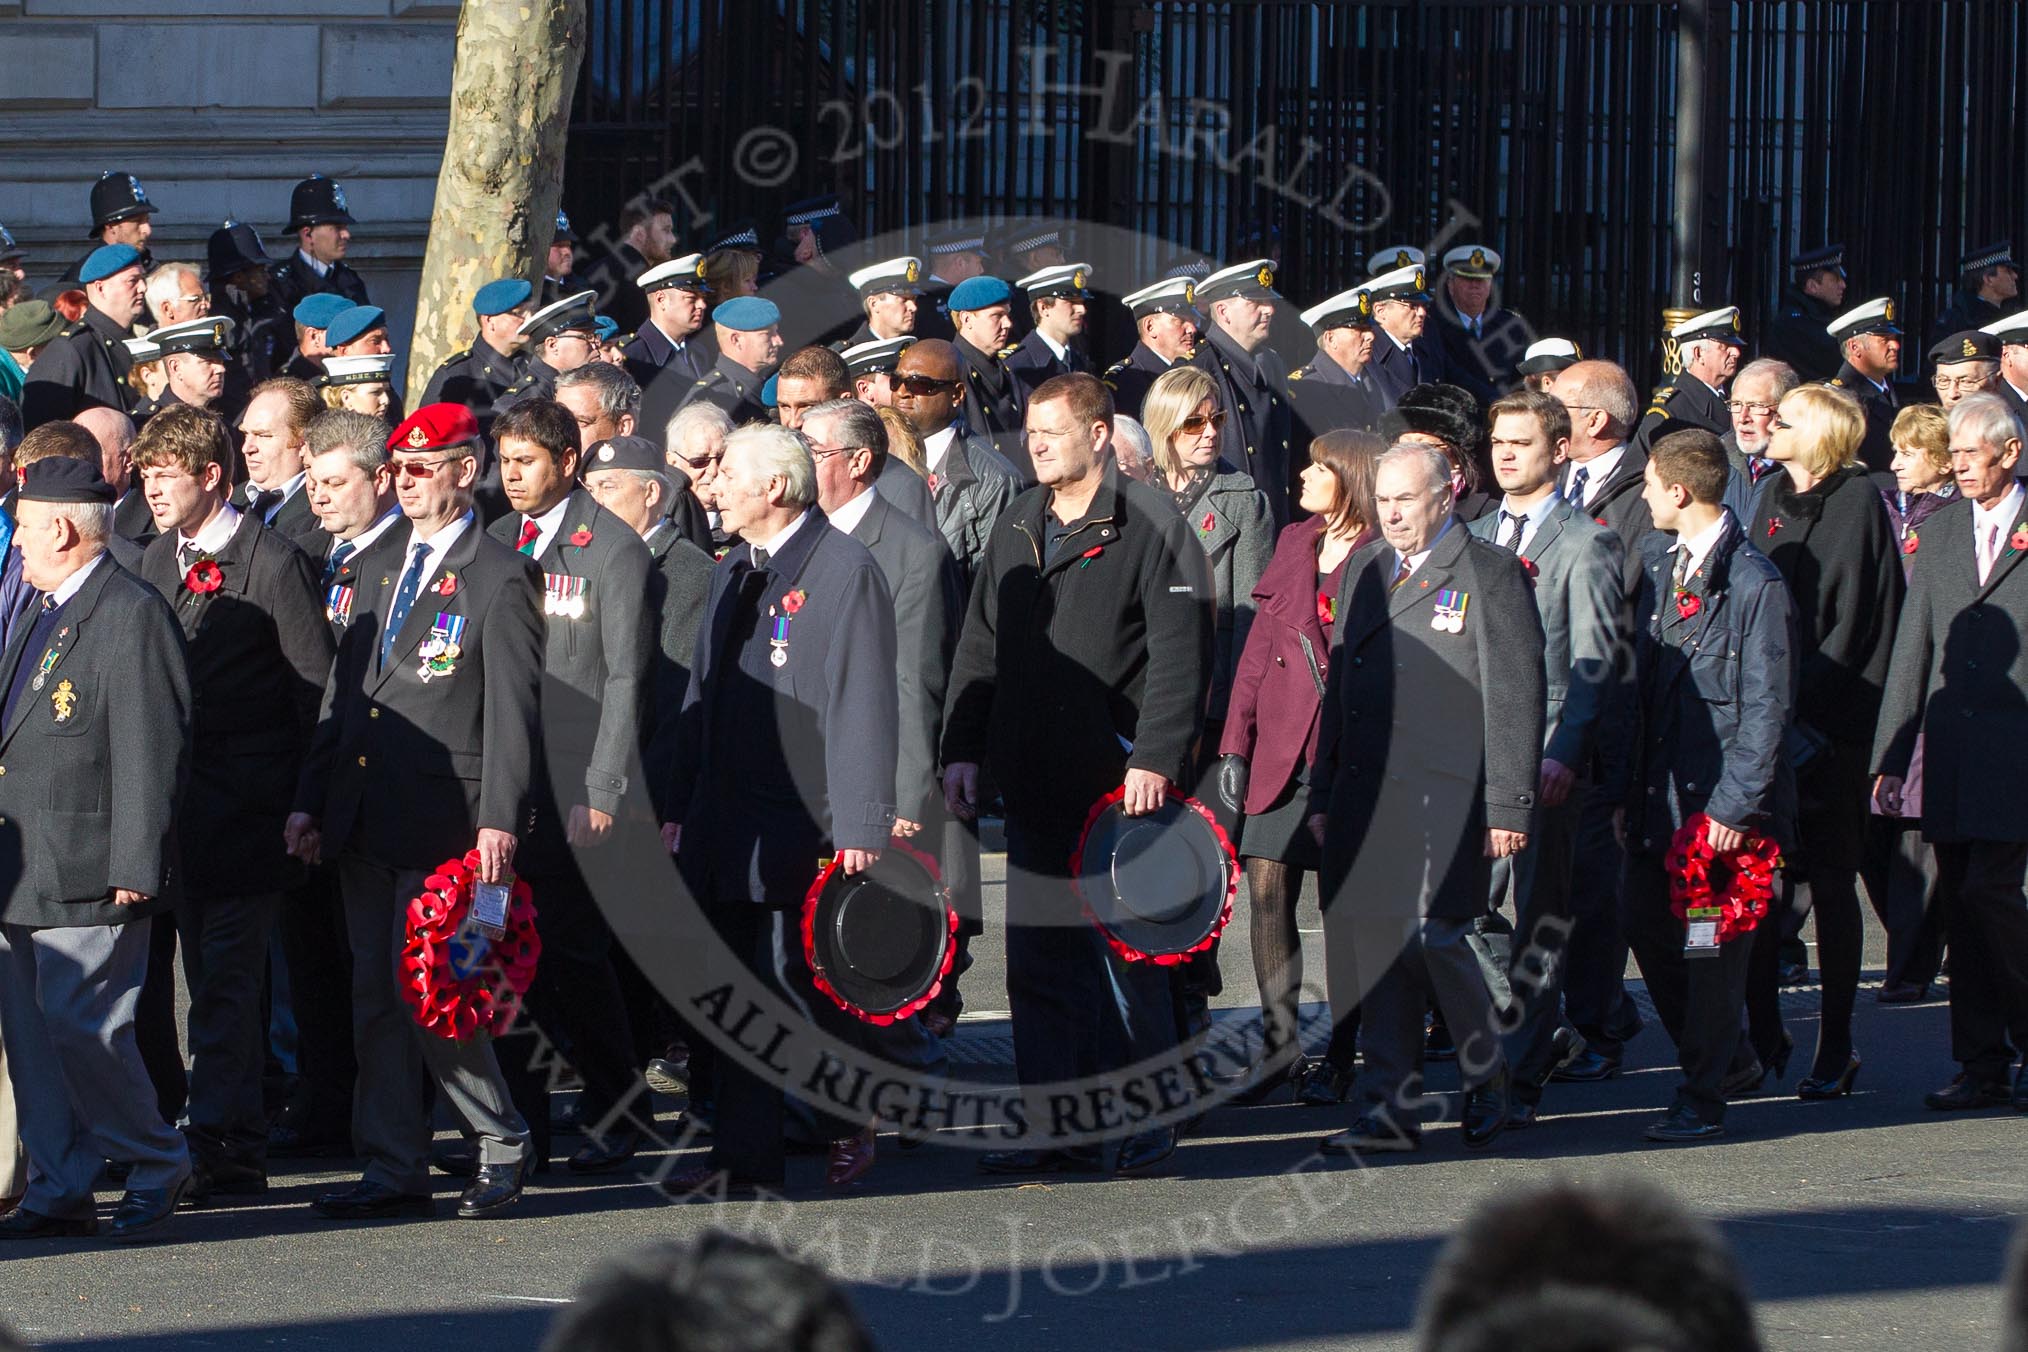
286, 403, 548, 1221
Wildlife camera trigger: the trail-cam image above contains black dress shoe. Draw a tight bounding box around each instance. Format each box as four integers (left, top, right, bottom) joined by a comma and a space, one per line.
1460, 1073, 1510, 1150
267, 1119, 354, 1159
311, 1181, 435, 1220
1643, 1105, 1724, 1143
1506, 1100, 1540, 1128
1319, 1112, 1420, 1154
457, 1161, 524, 1219
1926, 1072, 2012, 1112
1797, 1053, 1862, 1101
1546, 1026, 1589, 1080
1231, 1057, 1301, 1105
1876, 981, 1929, 1005
107, 1179, 189, 1243
657, 1166, 768, 1201
1550, 1050, 1619, 1083
101, 1159, 133, 1186
1296, 1060, 1355, 1106
1777, 960, 1811, 988
977, 1146, 1107, 1175
0, 1207, 98, 1239
567, 1130, 642, 1175
643, 1057, 689, 1098
1114, 1127, 1176, 1174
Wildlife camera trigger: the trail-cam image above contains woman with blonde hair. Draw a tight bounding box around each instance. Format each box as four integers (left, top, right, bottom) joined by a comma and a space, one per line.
703, 249, 759, 314
1752, 383, 1905, 1098
1219, 428, 1383, 1102
1142, 362, 1275, 1075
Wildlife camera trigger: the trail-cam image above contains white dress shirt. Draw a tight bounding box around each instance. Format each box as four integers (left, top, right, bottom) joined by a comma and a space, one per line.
824, 488, 876, 536
1494, 493, 1558, 555
518, 496, 574, 561
390, 511, 473, 626
923, 425, 959, 476
177, 502, 242, 558
1973, 482, 2025, 582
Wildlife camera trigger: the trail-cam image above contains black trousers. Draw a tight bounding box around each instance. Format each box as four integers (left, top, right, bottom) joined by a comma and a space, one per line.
1623, 853, 1758, 1124
1866, 819, 1945, 991
1483, 788, 1579, 1105
135, 914, 187, 1127
1561, 783, 1642, 1060
1931, 840, 2028, 1083
496, 860, 642, 1161
273, 864, 356, 1123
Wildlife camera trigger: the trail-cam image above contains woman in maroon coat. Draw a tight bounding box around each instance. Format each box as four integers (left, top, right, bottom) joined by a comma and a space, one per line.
1218, 430, 1381, 1103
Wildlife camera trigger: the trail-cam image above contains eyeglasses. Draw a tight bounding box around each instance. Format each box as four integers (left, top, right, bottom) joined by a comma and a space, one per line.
391, 457, 459, 479
1934, 373, 1997, 391
1178, 410, 1229, 435
1725, 401, 1778, 417
893, 375, 959, 396
807, 443, 865, 462
673, 452, 725, 471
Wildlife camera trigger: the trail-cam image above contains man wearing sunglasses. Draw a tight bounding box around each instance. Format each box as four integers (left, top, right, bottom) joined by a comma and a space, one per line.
286, 402, 545, 1224
890, 340, 1021, 588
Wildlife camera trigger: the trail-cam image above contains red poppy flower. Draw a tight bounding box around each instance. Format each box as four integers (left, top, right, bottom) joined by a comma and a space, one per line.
2011, 527, 2028, 553
1766, 517, 1782, 538
1594, 515, 1608, 528
434, 572, 457, 596
1675, 592, 1702, 620
1200, 510, 1216, 532
569, 527, 593, 548
184, 559, 223, 594
1519, 556, 1539, 578
1902, 534, 1919, 556
1082, 545, 1104, 559
782, 589, 806, 615
1316, 591, 1335, 627
927, 473, 941, 494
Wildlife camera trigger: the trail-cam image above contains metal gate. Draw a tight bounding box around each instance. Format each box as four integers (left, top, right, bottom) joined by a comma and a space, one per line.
567, 0, 2028, 385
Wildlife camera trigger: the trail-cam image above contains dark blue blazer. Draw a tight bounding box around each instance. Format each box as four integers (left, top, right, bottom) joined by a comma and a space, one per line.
671, 510, 899, 905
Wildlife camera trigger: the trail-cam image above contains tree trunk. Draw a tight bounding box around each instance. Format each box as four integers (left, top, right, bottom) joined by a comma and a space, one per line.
407, 0, 586, 396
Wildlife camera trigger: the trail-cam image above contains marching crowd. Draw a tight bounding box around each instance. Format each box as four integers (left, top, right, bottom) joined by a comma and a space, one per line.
0, 168, 2025, 1244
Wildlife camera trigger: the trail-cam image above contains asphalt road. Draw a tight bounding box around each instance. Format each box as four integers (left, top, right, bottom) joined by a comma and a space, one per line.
3, 851, 2022, 1352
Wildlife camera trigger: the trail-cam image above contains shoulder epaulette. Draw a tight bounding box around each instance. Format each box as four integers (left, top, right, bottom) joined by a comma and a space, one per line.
1288, 367, 1305, 381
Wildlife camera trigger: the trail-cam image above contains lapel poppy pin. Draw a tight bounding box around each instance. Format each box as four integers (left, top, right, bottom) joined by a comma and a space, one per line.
1080, 545, 1104, 569
434, 572, 457, 597
1316, 591, 1335, 627
569, 526, 594, 548
183, 558, 223, 594
927, 473, 941, 493
2010, 523, 2028, 553
1675, 591, 1702, 620
1902, 534, 1919, 556
1199, 509, 1216, 533
1519, 556, 1539, 578
782, 589, 807, 614
1766, 517, 1782, 538
1594, 515, 1608, 528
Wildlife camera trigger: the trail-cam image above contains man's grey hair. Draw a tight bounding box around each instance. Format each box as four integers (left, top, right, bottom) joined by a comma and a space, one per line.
1112, 414, 1154, 470
50, 501, 112, 544
667, 400, 733, 452
1949, 391, 2026, 453
305, 409, 391, 473
1732, 358, 1801, 402
1378, 440, 1454, 495
555, 360, 642, 418
0, 394, 21, 455
143, 261, 202, 324
803, 398, 888, 474
726, 422, 816, 508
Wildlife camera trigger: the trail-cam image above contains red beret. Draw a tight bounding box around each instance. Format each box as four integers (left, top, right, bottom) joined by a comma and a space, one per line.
387, 403, 480, 454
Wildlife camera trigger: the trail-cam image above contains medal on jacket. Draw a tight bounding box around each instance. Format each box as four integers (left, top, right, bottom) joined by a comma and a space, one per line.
326, 582, 355, 627
50, 678, 76, 723
29, 643, 60, 693
417, 612, 467, 682
1431, 589, 1469, 634
768, 588, 806, 668
543, 573, 587, 619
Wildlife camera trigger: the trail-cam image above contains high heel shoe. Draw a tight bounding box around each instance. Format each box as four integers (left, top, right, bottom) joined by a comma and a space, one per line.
1796, 1052, 1861, 1100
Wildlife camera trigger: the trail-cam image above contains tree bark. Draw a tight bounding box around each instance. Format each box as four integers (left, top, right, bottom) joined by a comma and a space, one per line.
407, 0, 586, 396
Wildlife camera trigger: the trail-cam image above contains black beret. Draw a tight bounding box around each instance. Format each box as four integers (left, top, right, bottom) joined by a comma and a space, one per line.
19, 457, 115, 504
582, 435, 667, 476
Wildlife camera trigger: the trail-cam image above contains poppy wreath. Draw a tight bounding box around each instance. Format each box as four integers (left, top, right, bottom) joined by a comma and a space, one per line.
399, 851, 541, 1041
1665, 812, 1782, 943
800, 837, 958, 1026
1068, 785, 1238, 966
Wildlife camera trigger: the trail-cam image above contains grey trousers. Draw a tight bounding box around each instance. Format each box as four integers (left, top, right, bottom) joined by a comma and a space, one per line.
0, 918, 190, 1216
177, 891, 280, 1164
339, 856, 528, 1194
1339, 913, 1509, 1117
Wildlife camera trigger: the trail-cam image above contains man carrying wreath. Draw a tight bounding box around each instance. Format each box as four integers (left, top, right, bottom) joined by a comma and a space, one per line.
1624, 429, 1797, 1143
285, 403, 546, 1220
